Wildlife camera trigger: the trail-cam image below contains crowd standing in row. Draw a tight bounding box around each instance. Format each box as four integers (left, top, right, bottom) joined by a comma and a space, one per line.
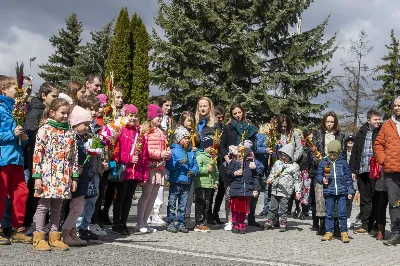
0, 73, 399, 251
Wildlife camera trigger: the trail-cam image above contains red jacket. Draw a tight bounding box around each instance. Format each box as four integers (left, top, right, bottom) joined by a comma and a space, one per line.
374, 118, 400, 173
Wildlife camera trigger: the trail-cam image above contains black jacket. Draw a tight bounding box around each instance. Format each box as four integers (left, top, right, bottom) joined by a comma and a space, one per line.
298, 146, 318, 177
312, 129, 346, 159
349, 122, 381, 174
218, 123, 257, 182
23, 97, 46, 170
226, 159, 260, 197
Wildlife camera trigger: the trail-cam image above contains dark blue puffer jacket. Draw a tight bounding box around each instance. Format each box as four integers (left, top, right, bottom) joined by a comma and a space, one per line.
255, 133, 268, 177
226, 159, 260, 197
316, 156, 355, 196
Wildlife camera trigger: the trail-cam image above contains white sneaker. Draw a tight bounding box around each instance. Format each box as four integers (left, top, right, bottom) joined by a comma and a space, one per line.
224, 223, 233, 231
347, 219, 351, 229
147, 217, 151, 224
151, 214, 166, 225
90, 224, 107, 236
138, 226, 149, 233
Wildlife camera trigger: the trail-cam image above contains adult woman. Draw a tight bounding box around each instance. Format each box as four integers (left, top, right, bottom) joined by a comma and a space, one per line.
195, 97, 217, 139
312, 111, 345, 236
66, 81, 86, 106
219, 104, 258, 230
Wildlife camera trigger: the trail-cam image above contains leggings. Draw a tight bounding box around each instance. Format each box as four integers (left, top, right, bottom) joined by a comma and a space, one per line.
137, 182, 161, 227
35, 198, 63, 232
103, 181, 116, 217
113, 180, 138, 225
62, 196, 85, 230
153, 186, 164, 213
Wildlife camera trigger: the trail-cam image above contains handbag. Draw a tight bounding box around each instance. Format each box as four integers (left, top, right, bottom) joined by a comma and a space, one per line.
108, 164, 126, 182
369, 157, 381, 179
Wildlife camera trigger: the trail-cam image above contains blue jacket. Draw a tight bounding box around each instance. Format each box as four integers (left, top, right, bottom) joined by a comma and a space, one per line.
255, 133, 268, 177
166, 143, 198, 184
226, 159, 260, 197
72, 134, 92, 199
0, 96, 27, 167
316, 156, 355, 196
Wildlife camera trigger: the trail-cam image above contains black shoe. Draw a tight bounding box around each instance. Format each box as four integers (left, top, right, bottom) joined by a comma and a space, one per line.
310, 225, 319, 231
102, 209, 112, 225
2, 227, 12, 238
177, 224, 189, 233
292, 209, 300, 218
207, 214, 216, 225
384, 234, 400, 246
122, 225, 131, 235
112, 224, 127, 235
248, 221, 262, 228
213, 214, 224, 225
316, 219, 326, 236
78, 229, 99, 241
298, 212, 305, 220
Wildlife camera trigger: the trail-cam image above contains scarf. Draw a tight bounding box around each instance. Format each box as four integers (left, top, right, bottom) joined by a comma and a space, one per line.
47, 119, 70, 130
231, 120, 258, 145
0, 95, 15, 111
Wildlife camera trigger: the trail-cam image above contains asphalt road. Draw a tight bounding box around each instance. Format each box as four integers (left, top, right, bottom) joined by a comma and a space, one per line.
0, 190, 397, 266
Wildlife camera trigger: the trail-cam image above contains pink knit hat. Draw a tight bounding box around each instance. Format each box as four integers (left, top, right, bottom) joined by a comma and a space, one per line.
147, 104, 163, 121
69, 105, 92, 127
97, 94, 108, 107
123, 104, 138, 115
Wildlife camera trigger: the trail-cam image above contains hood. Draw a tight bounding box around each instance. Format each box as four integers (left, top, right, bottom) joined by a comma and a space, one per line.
28, 97, 46, 111
278, 143, 294, 162
170, 143, 186, 151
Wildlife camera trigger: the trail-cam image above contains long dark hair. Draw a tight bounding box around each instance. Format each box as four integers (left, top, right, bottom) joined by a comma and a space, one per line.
321, 111, 340, 133
277, 114, 293, 134
157, 95, 172, 116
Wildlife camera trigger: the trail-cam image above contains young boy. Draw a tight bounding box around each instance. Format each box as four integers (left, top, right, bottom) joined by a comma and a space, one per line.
264, 144, 301, 232
316, 140, 355, 243
0, 76, 32, 245
194, 135, 219, 233
166, 126, 198, 233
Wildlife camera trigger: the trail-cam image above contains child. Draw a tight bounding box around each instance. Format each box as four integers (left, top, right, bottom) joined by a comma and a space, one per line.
264, 144, 301, 232
136, 104, 171, 233
166, 126, 198, 233
60, 105, 94, 247
226, 141, 260, 234
0, 76, 31, 245
316, 140, 354, 243
96, 94, 108, 126
194, 135, 219, 233
32, 98, 79, 251
110, 104, 148, 235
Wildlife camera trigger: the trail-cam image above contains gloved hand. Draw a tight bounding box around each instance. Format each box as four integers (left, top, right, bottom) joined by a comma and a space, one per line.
178, 158, 188, 165
187, 170, 194, 177
109, 160, 117, 177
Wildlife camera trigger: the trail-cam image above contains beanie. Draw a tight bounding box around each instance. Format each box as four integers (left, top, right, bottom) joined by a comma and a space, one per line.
58, 93, 74, 105
201, 135, 214, 149
70, 105, 92, 127
147, 104, 163, 121
123, 104, 138, 115
174, 126, 190, 143
97, 94, 108, 107
328, 140, 342, 153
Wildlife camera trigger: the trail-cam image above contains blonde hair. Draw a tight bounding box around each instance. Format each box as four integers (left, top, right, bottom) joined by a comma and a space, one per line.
140, 120, 155, 136
0, 75, 17, 92
259, 123, 271, 134
195, 97, 216, 128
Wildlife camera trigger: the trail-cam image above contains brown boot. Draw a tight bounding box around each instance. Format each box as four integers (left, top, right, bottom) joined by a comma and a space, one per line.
11, 227, 33, 244
49, 231, 69, 251
32, 232, 51, 251
70, 228, 87, 246
376, 225, 385, 241
62, 229, 81, 247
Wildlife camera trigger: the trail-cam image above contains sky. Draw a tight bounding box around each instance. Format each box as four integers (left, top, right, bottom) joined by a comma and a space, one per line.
1, 0, 399, 114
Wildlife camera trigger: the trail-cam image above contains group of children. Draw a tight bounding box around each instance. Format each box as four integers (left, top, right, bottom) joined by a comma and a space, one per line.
0, 75, 356, 253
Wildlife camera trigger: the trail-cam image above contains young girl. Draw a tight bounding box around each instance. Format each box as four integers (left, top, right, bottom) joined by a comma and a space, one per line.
226, 141, 259, 234
60, 106, 93, 247
32, 98, 78, 251
23, 82, 60, 234
137, 104, 171, 233
264, 144, 301, 232
316, 140, 354, 243
111, 104, 149, 235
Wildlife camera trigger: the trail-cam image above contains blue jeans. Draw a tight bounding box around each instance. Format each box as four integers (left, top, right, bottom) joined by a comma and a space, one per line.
1, 197, 12, 228
167, 183, 190, 225
76, 174, 100, 230
325, 194, 347, 233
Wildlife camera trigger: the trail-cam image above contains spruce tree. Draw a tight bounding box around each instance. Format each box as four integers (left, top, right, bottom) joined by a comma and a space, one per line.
151, 0, 337, 124
131, 14, 150, 122
70, 21, 114, 84
39, 13, 83, 89
106, 7, 132, 101
374, 29, 400, 120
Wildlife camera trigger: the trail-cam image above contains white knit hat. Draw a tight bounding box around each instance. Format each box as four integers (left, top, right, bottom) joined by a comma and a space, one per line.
58, 93, 74, 105
174, 126, 190, 143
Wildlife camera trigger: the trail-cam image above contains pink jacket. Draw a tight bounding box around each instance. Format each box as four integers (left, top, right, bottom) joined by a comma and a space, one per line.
112, 125, 149, 182
144, 127, 169, 171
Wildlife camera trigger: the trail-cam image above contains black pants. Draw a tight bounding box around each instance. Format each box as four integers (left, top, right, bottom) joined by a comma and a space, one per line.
195, 188, 213, 224
248, 195, 258, 223
372, 190, 388, 227
103, 180, 117, 216
211, 180, 225, 216
357, 172, 375, 230
287, 190, 300, 214
91, 171, 108, 224
23, 177, 39, 227
386, 173, 400, 233
113, 180, 138, 225
346, 197, 354, 219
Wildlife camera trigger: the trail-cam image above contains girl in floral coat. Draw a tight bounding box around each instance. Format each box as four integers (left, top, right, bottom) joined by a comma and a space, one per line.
32, 98, 79, 251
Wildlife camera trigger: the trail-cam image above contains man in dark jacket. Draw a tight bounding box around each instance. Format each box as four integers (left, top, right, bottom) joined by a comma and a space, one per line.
349, 109, 382, 234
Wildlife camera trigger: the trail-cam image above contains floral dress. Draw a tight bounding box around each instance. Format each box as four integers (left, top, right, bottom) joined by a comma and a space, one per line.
32, 123, 79, 199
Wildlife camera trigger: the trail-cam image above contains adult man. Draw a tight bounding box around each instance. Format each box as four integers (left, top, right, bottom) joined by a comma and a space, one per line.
85, 74, 102, 96
374, 97, 400, 245
23, 76, 33, 101
350, 109, 382, 235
